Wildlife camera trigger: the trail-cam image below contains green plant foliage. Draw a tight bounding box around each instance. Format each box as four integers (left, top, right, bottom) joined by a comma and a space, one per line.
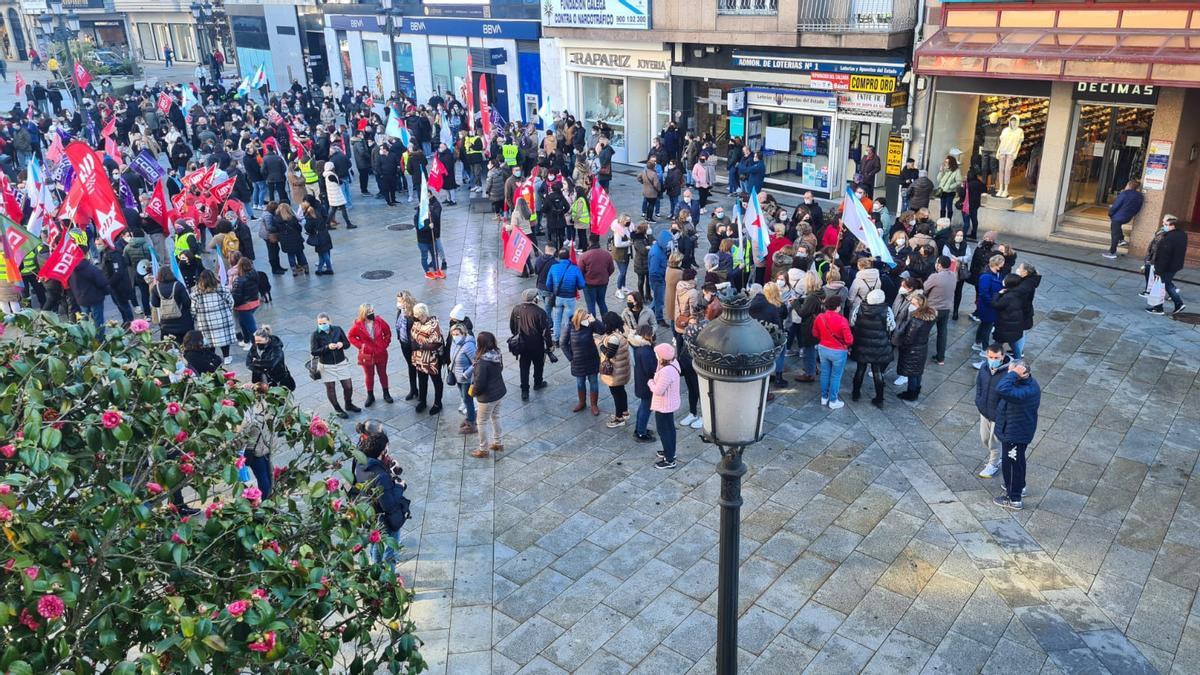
0, 312, 425, 674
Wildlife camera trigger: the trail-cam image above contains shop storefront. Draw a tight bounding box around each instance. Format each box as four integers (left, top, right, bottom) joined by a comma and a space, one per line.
557, 43, 671, 165
129, 14, 200, 64
673, 49, 907, 198
324, 14, 395, 102
227, 4, 306, 89
915, 3, 1200, 254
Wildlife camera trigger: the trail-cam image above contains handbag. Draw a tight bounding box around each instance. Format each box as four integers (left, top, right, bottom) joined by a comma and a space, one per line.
507, 333, 523, 356
305, 356, 322, 380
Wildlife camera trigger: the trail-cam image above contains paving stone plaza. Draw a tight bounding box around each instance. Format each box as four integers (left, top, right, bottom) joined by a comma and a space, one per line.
236, 169, 1199, 674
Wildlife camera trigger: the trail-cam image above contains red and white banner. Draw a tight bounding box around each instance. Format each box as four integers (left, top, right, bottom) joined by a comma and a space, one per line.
156, 92, 174, 116
182, 164, 213, 190
478, 74, 491, 139
101, 116, 116, 139
104, 137, 121, 166
38, 230, 84, 283
589, 178, 616, 236
208, 175, 236, 203
427, 156, 447, 193
65, 141, 126, 246
74, 62, 92, 90
502, 227, 533, 272
45, 133, 64, 165
60, 179, 92, 227
14, 72, 24, 98
464, 52, 475, 133
146, 179, 171, 229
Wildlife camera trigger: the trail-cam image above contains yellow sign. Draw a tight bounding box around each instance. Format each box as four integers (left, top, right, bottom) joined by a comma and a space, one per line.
850, 75, 897, 94
886, 134, 904, 176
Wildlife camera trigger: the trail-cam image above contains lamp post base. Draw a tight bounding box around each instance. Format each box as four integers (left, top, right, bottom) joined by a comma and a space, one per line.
716, 445, 746, 675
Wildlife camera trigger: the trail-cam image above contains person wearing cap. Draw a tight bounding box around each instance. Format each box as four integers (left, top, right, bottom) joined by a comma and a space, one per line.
648, 342, 681, 468
509, 288, 553, 401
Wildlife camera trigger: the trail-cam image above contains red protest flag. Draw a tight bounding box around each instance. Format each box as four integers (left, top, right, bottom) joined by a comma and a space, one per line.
60, 179, 92, 226
502, 227, 533, 272
209, 175, 236, 203
38, 231, 84, 283
65, 140, 126, 246
478, 74, 491, 139
14, 72, 24, 98
181, 164, 212, 189
465, 51, 475, 133
589, 177, 616, 236
0, 174, 23, 225
428, 155, 447, 193
146, 179, 171, 228
104, 137, 121, 166
45, 133, 64, 165
156, 92, 173, 116
101, 115, 116, 139
286, 124, 303, 157
74, 62, 92, 90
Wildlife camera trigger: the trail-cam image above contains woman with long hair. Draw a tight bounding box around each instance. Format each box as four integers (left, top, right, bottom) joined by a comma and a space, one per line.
274, 202, 309, 276
410, 303, 445, 415
561, 307, 601, 416
302, 199, 334, 275
393, 291, 420, 400
192, 270, 238, 363
469, 331, 507, 458
895, 291, 938, 402
596, 312, 631, 428
348, 303, 394, 407
230, 257, 260, 347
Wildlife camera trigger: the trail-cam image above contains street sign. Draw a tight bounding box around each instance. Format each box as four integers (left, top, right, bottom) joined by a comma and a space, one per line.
886, 134, 904, 176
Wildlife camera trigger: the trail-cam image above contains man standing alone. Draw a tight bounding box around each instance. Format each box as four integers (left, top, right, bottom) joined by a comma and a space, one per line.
1103, 180, 1143, 259
993, 361, 1040, 511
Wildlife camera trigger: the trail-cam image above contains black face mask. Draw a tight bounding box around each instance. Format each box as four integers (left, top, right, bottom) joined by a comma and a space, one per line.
366, 312, 375, 320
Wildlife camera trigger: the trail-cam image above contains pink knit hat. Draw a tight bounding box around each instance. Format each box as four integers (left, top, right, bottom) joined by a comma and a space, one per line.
654, 343, 676, 361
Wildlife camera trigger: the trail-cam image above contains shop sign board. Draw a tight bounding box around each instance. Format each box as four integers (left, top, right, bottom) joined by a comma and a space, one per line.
838, 92, 889, 112
810, 73, 850, 91
745, 88, 838, 113
727, 90, 745, 114
1073, 81, 1158, 106
887, 89, 908, 108
849, 74, 897, 94
543, 0, 651, 30
886, 134, 904, 176
397, 17, 540, 39
731, 52, 905, 77
328, 15, 383, 32
564, 49, 670, 75
1143, 139, 1172, 191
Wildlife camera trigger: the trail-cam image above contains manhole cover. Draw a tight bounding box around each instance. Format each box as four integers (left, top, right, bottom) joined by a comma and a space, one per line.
388, 223, 414, 231
361, 270, 395, 280
1172, 312, 1200, 325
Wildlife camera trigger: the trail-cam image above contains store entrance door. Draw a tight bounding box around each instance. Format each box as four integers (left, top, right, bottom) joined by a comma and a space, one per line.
1064, 104, 1154, 218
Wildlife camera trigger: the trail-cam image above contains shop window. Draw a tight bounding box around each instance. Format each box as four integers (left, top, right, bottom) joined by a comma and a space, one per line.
394, 42, 416, 101
1065, 104, 1155, 215
137, 22, 156, 61
337, 31, 352, 84
170, 24, 195, 62
153, 25, 171, 60
582, 75, 625, 151
430, 45, 468, 99
932, 93, 1048, 203
749, 109, 831, 191
654, 81, 670, 137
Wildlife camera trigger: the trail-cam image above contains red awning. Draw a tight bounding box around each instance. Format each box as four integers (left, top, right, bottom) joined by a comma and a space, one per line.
916, 27, 1200, 86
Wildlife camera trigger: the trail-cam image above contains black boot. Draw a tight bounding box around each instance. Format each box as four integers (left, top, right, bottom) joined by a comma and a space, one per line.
405, 390, 417, 401
332, 404, 348, 419
344, 394, 362, 413
364, 392, 375, 408
851, 389, 861, 402
521, 387, 530, 401
897, 388, 920, 401
382, 388, 394, 404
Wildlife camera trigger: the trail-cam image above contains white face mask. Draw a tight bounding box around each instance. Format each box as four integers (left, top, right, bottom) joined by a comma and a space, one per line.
896, 239, 906, 247
776, 280, 786, 288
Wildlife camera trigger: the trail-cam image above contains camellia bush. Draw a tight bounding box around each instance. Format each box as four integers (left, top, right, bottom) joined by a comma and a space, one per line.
0, 311, 425, 674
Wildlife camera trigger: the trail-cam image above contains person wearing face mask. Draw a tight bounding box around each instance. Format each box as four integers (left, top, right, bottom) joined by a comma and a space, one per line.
1146, 215, 1188, 316
310, 312, 361, 418
562, 308, 603, 416
348, 303, 394, 408
802, 191, 825, 233
663, 158, 684, 217
675, 188, 701, 228
894, 291, 936, 401
992, 361, 1041, 511
447, 322, 478, 435
692, 153, 712, 208
707, 208, 728, 254
623, 291, 656, 334
750, 281, 789, 389
942, 229, 972, 320
246, 325, 296, 390
611, 214, 633, 298
974, 344, 1010, 478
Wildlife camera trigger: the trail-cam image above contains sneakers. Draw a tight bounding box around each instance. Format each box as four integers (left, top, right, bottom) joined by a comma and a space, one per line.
458, 403, 468, 415
424, 271, 438, 280
690, 415, 704, 430
634, 432, 656, 443
978, 462, 1000, 478
679, 413, 697, 427
223, 356, 233, 365
654, 458, 677, 469
894, 376, 908, 387
1118, 239, 1129, 247
606, 415, 627, 428
828, 399, 845, 410
1173, 304, 1187, 315
993, 495, 1023, 511
1101, 252, 1118, 259
1145, 306, 1165, 315
1138, 290, 1150, 298
820, 397, 828, 406
969, 314, 980, 323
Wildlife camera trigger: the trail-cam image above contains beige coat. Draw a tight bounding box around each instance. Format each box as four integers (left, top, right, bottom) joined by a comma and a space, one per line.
596, 333, 631, 387
664, 266, 683, 322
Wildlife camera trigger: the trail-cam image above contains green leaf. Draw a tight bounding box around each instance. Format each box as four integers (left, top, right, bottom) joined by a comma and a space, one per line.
85, 426, 103, 452
8, 661, 33, 675
112, 424, 133, 443
180, 615, 195, 638
112, 662, 138, 675
171, 544, 187, 567
201, 635, 228, 652
47, 356, 67, 385
107, 480, 133, 499
140, 378, 162, 403
99, 629, 118, 647
39, 427, 62, 451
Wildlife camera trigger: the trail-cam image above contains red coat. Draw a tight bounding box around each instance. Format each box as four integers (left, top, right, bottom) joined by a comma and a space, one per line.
765, 234, 791, 279
348, 317, 392, 366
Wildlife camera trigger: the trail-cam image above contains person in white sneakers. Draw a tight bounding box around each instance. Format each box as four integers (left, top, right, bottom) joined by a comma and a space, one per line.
611, 214, 633, 298
974, 343, 1010, 477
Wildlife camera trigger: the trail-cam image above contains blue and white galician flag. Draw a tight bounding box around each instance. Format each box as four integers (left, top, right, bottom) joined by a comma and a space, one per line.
235, 77, 251, 98
743, 187, 770, 264
841, 191, 895, 267
181, 86, 200, 110
250, 64, 267, 89
537, 95, 554, 129
417, 168, 430, 229
385, 110, 409, 146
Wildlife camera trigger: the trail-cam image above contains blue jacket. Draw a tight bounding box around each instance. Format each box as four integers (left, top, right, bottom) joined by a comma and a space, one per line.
974, 354, 1011, 420
739, 159, 765, 193
975, 271, 1004, 323
1108, 189, 1144, 224
546, 259, 585, 298
631, 337, 656, 399
675, 198, 700, 227
995, 372, 1041, 444
648, 234, 671, 280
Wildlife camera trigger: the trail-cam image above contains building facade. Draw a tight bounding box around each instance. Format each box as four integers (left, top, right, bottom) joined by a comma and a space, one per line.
224, 0, 324, 89
912, 0, 1200, 256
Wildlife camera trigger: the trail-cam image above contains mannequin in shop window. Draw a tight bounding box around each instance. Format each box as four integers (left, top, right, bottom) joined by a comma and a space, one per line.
979, 112, 1002, 193
995, 115, 1024, 198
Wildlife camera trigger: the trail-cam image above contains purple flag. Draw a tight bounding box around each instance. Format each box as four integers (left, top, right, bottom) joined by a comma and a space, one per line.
61, 164, 74, 193
56, 128, 73, 144
119, 176, 137, 210
130, 150, 165, 184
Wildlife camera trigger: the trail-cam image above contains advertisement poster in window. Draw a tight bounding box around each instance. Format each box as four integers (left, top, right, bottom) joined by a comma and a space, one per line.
801, 130, 817, 157
885, 133, 903, 176
1143, 139, 1171, 191
543, 0, 651, 30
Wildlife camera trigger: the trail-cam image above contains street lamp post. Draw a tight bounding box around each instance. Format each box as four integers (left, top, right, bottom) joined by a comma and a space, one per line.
37, 0, 82, 105
684, 289, 784, 675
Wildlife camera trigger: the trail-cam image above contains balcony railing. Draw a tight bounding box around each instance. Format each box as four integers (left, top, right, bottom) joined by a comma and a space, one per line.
718, 0, 779, 16
798, 0, 916, 32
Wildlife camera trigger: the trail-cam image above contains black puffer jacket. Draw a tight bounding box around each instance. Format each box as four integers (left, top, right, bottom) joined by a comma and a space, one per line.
990, 290, 1025, 345
796, 294, 823, 348
471, 349, 507, 403
246, 335, 295, 390
895, 312, 935, 377
1011, 273, 1041, 330
561, 320, 600, 377
851, 303, 893, 365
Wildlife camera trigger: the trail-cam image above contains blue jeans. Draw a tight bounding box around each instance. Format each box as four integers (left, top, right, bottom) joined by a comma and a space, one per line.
655, 411, 676, 461
369, 527, 403, 565
458, 382, 476, 422
774, 348, 786, 376
316, 250, 332, 272
246, 452, 272, 498
340, 181, 353, 208
583, 285, 608, 317
650, 276, 666, 322
576, 373, 598, 393
906, 373, 923, 394
636, 397, 652, 435
668, 193, 680, 218
235, 308, 257, 341
418, 240, 448, 272
86, 302, 105, 335
940, 193, 955, 220
1012, 335, 1026, 360
251, 180, 267, 208
616, 260, 629, 290
817, 346, 848, 402
552, 296, 576, 341
801, 345, 817, 376
287, 251, 309, 268
642, 197, 658, 221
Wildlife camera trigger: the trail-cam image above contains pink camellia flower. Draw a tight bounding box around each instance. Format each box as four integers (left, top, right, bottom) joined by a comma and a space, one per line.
351, 543, 363, 553
204, 500, 223, 518
180, 516, 190, 524
325, 477, 340, 493
23, 566, 38, 580
251, 588, 268, 600
290, 560, 301, 569
0, 484, 9, 494
234, 455, 246, 470
166, 402, 182, 416
180, 463, 195, 476
396, 575, 406, 589
174, 430, 189, 443
129, 319, 151, 334
368, 530, 382, 544
153, 378, 163, 387
331, 498, 343, 512
223, 371, 237, 381
309, 416, 329, 438
242, 487, 262, 505
101, 411, 123, 430
0, 505, 11, 522
272, 466, 285, 480
221, 398, 235, 407
0, 444, 15, 458
145, 482, 164, 495
264, 540, 282, 555
19, 608, 39, 630
4, 558, 15, 573
226, 600, 250, 618
248, 630, 276, 653
182, 368, 195, 377
171, 533, 184, 544
36, 594, 65, 621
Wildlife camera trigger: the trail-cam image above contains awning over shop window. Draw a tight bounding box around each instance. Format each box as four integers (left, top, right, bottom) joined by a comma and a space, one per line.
916, 5, 1200, 87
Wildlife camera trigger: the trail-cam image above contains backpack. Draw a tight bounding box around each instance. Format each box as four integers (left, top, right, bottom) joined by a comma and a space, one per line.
156, 283, 182, 321
367, 460, 411, 531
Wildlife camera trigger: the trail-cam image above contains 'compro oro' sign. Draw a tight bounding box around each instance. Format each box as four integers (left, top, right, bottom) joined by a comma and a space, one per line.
543, 0, 652, 30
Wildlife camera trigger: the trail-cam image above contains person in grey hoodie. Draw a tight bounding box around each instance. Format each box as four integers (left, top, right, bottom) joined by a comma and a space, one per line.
924, 256, 957, 364
449, 323, 477, 435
